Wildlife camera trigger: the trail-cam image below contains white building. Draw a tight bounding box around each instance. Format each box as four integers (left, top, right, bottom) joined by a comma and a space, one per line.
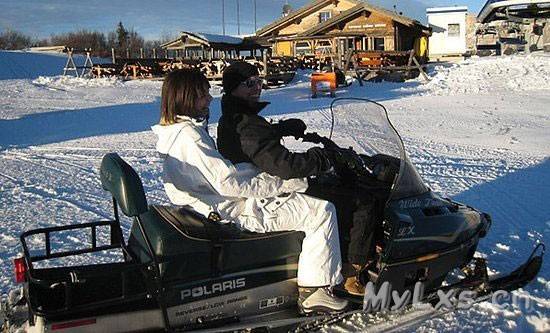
427, 6, 469, 56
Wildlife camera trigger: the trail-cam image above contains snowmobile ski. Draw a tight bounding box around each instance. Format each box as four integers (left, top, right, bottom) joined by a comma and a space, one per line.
291, 243, 545, 332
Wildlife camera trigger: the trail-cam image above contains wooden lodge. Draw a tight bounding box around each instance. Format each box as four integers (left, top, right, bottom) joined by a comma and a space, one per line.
255, 0, 431, 62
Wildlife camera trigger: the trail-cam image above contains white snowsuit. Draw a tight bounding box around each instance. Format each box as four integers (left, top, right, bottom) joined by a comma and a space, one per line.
152, 116, 343, 287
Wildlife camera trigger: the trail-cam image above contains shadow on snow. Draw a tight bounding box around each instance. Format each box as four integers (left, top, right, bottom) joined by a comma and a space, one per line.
451, 158, 549, 279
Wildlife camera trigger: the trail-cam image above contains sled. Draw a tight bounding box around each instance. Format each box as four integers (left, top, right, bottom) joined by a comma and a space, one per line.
1, 98, 543, 333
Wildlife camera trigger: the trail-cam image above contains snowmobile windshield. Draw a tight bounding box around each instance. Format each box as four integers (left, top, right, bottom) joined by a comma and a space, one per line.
328, 98, 429, 200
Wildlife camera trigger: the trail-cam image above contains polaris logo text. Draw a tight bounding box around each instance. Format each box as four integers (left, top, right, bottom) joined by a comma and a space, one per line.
181, 278, 246, 300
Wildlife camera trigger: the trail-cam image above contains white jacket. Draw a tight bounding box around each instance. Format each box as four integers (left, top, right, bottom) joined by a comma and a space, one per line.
152, 116, 308, 220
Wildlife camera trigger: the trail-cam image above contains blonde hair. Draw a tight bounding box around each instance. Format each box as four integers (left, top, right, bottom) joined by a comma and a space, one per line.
160, 69, 210, 125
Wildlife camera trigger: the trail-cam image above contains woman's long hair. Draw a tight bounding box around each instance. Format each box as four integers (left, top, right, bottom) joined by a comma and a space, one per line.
160, 69, 210, 125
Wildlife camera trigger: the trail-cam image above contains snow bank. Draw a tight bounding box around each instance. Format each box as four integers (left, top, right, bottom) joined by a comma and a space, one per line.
0, 50, 107, 80
32, 75, 123, 90
407, 53, 550, 96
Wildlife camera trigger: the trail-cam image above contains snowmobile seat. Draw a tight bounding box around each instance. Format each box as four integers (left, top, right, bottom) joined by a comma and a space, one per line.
129, 205, 304, 282
100, 153, 148, 217
98, 153, 304, 283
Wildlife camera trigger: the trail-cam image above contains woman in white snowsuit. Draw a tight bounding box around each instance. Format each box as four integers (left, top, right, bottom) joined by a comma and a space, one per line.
152, 69, 348, 314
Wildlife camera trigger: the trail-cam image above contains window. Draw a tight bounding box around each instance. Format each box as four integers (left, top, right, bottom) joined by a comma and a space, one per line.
448, 24, 460, 37
319, 11, 331, 23
315, 40, 332, 55
374, 37, 385, 51
295, 42, 312, 55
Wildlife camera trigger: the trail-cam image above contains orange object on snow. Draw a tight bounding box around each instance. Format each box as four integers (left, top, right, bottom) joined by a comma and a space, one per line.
311, 72, 336, 98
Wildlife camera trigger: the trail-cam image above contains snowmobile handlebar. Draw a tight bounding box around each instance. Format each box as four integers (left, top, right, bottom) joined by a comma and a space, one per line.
300, 132, 371, 178
300, 132, 400, 185
300, 132, 339, 150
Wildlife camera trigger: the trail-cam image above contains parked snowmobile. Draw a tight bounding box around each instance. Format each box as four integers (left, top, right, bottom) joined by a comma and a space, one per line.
1, 99, 543, 333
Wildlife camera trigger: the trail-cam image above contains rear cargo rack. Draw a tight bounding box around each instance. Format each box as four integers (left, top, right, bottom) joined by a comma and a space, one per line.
20, 219, 124, 267
18, 199, 154, 323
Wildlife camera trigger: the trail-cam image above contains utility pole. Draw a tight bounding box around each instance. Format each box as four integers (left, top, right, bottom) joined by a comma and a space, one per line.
237, 0, 240, 35
222, 0, 226, 35
254, 0, 257, 32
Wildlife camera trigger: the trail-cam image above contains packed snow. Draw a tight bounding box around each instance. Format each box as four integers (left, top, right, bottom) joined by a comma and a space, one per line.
0, 50, 548, 332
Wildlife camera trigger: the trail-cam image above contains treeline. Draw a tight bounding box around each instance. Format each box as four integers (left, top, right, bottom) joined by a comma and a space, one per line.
0, 29, 32, 50
0, 22, 172, 58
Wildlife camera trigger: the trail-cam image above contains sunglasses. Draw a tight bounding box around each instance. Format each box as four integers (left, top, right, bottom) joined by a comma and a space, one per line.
241, 77, 263, 88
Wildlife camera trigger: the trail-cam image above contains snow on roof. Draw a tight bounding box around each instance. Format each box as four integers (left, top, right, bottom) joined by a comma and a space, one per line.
426, 6, 468, 14
192, 32, 243, 45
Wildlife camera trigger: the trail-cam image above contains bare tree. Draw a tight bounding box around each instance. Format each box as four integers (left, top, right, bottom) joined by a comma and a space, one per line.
0, 29, 32, 50
50, 30, 108, 56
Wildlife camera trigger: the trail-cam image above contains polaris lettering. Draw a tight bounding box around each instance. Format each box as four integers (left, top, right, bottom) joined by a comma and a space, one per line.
181, 278, 246, 300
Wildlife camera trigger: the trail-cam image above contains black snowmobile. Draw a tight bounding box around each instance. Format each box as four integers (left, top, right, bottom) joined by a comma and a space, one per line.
1, 99, 543, 333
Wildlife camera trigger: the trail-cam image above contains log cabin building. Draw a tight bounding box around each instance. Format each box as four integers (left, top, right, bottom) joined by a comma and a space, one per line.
255, 0, 431, 59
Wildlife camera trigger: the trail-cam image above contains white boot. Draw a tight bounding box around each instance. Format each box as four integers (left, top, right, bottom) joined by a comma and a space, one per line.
298, 287, 349, 314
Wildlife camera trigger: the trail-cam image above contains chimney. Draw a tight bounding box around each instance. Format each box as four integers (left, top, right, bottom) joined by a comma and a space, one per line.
282, 2, 292, 17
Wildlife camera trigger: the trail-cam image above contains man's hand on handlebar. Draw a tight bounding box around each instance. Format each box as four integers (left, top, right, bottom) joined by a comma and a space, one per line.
275, 119, 307, 138
299, 131, 369, 179
324, 148, 367, 176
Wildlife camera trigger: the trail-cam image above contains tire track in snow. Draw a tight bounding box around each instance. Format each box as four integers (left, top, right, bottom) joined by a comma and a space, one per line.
0, 149, 110, 218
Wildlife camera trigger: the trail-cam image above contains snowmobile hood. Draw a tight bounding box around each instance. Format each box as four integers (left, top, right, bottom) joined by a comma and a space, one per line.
152, 116, 208, 156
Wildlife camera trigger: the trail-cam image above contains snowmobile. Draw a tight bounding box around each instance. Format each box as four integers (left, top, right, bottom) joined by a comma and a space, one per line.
1, 98, 543, 333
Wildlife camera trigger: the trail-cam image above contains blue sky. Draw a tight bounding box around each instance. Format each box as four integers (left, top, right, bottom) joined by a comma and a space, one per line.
0, 0, 487, 40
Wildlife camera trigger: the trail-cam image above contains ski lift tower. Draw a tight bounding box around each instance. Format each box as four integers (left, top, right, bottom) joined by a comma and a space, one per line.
477, 0, 550, 54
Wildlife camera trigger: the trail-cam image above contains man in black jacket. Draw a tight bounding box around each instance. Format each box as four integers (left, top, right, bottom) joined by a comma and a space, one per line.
217, 62, 376, 296
217, 62, 332, 179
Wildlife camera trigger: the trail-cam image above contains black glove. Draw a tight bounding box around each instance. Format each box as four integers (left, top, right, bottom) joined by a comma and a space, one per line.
324, 148, 366, 176
275, 119, 307, 138
306, 147, 333, 174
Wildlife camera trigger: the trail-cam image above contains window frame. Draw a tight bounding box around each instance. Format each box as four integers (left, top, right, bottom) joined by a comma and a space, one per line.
447, 23, 461, 37
319, 11, 332, 23
374, 37, 385, 51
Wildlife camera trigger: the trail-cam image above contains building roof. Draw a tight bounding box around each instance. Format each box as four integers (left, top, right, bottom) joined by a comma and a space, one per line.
298, 2, 430, 37
256, 0, 361, 37
192, 32, 244, 44
161, 31, 244, 49
160, 31, 264, 50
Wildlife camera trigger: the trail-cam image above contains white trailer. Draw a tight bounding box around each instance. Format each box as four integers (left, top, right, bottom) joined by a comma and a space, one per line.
426, 7, 469, 57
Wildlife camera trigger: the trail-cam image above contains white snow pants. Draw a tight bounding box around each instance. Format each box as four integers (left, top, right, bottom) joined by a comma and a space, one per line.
234, 192, 343, 287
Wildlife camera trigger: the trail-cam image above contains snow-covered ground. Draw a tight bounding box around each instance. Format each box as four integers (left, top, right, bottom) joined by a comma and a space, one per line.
0, 50, 548, 332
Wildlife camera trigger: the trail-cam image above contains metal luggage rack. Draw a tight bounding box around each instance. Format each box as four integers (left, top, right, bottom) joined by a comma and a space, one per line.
18, 200, 153, 322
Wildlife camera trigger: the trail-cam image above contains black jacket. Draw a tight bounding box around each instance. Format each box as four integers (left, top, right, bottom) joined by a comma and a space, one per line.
217, 94, 331, 180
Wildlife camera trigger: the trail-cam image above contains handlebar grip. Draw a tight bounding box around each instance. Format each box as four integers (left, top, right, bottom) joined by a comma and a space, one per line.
300, 132, 323, 144
300, 132, 340, 151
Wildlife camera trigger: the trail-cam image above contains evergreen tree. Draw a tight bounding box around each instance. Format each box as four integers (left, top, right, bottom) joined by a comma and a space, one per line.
116, 22, 128, 49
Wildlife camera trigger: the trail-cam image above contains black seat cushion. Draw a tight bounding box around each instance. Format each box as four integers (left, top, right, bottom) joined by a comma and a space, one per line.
128, 205, 304, 282
152, 205, 300, 241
